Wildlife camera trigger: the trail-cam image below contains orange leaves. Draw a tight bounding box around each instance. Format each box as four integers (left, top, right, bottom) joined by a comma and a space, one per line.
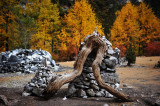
57, 0, 104, 60
61, 0, 103, 47
145, 42, 160, 56
110, 2, 160, 55
138, 3, 160, 44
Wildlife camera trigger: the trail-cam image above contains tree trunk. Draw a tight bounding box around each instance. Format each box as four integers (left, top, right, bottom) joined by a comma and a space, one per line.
43, 35, 134, 102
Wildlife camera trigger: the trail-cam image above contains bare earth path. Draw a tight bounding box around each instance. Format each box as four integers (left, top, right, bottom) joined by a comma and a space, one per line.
0, 56, 160, 106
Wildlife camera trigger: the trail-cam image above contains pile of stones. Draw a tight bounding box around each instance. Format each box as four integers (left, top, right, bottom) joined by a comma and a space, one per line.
23, 66, 56, 96
22, 31, 121, 98
66, 35, 120, 98
0, 49, 58, 73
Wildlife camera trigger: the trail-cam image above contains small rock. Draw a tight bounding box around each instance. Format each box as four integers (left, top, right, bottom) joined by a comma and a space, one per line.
123, 84, 128, 87
32, 88, 44, 96
100, 63, 107, 69
115, 83, 120, 89
24, 84, 33, 92
30, 83, 35, 87
67, 84, 77, 97
155, 99, 160, 106
91, 84, 99, 90
104, 104, 109, 106
78, 89, 86, 97
87, 89, 95, 97
62, 96, 67, 100
96, 92, 103, 97
108, 93, 113, 98
16, 72, 21, 75
22, 92, 31, 97
8, 55, 19, 62
96, 98, 99, 101
128, 86, 133, 88
82, 80, 90, 86
83, 96, 88, 99
0, 95, 9, 106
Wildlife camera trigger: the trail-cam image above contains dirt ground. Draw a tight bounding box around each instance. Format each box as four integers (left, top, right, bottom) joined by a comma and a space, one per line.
0, 56, 160, 106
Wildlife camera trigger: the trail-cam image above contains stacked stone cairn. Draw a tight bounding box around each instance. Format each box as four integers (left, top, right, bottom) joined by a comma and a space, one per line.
0, 49, 59, 73
67, 34, 120, 98
23, 66, 56, 96
23, 31, 121, 97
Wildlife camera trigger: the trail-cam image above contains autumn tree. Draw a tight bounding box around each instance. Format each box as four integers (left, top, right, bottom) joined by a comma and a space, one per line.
110, 2, 160, 55
110, 2, 141, 54
138, 2, 160, 55
0, 0, 18, 52
31, 0, 61, 53
10, 3, 36, 49
58, 0, 104, 60
0, 0, 37, 51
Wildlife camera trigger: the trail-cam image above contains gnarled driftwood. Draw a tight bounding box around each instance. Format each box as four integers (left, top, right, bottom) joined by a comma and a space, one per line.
43, 35, 134, 102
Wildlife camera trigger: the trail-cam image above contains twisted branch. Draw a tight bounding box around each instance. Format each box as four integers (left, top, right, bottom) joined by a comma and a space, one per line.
43, 36, 134, 102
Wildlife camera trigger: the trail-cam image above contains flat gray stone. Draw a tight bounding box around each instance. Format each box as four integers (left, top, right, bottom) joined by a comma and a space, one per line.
67, 84, 77, 97
87, 89, 95, 96
91, 84, 99, 90
24, 84, 33, 92
155, 99, 160, 106
96, 92, 103, 97
78, 89, 86, 97
32, 88, 44, 96
82, 80, 90, 86
8, 55, 19, 62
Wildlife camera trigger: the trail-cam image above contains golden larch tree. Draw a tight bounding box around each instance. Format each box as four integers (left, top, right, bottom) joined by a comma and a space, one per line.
31, 0, 61, 53
58, 0, 103, 60
110, 2, 141, 53
110, 2, 160, 55
0, 0, 17, 52
138, 2, 160, 54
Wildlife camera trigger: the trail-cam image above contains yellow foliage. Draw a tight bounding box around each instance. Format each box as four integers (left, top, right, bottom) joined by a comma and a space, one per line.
110, 2, 160, 54
31, 0, 61, 53
138, 3, 160, 44
111, 2, 141, 48
59, 0, 103, 52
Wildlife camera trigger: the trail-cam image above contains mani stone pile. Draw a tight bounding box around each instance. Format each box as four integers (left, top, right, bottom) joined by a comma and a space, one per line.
0, 49, 58, 73
67, 35, 120, 98
23, 66, 56, 96
22, 31, 121, 97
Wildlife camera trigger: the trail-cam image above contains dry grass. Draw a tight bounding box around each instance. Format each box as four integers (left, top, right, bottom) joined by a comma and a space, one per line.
57, 61, 75, 67
117, 56, 160, 88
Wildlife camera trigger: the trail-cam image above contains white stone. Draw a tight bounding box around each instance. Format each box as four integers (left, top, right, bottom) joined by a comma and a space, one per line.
83, 96, 88, 99
115, 83, 120, 89
62, 96, 67, 100
104, 104, 109, 106
22, 92, 31, 96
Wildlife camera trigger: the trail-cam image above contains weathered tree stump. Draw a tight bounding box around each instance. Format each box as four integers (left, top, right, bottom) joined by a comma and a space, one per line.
43, 35, 134, 102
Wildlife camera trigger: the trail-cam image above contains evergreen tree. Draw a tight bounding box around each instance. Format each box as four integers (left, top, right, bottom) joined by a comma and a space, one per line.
126, 43, 136, 66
